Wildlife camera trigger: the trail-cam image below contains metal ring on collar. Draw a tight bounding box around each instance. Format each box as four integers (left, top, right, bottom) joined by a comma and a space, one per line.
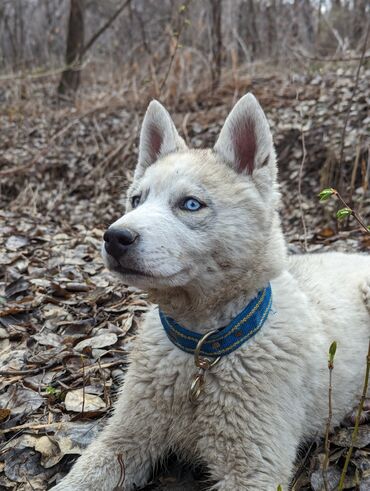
194, 329, 221, 369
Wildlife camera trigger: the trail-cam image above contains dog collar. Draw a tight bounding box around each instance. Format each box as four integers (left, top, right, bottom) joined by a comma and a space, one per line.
159, 284, 272, 358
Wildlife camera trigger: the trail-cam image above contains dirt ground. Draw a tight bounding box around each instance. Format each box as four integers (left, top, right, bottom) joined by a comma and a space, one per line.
0, 66, 369, 490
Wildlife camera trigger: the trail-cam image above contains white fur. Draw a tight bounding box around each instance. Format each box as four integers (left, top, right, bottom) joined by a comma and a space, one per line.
53, 95, 370, 491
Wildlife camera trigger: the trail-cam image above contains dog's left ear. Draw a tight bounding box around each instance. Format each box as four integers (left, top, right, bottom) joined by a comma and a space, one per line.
214, 93, 274, 175
135, 100, 187, 179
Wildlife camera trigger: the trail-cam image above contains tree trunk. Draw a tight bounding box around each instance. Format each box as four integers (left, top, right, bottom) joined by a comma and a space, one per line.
302, 0, 314, 47
353, 0, 367, 45
246, 0, 258, 60
210, 0, 222, 91
58, 0, 84, 97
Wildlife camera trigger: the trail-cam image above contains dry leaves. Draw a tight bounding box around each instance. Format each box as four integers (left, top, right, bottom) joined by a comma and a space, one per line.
0, 212, 149, 489
0, 66, 369, 489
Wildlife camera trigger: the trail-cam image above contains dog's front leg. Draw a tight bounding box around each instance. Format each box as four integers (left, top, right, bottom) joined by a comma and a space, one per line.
198, 426, 296, 491
51, 378, 168, 491
206, 448, 294, 491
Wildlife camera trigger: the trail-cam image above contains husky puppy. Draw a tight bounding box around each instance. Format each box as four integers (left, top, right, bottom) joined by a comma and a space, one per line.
53, 94, 370, 490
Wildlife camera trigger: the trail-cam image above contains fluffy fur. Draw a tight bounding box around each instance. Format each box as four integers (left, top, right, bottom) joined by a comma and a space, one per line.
52, 94, 370, 490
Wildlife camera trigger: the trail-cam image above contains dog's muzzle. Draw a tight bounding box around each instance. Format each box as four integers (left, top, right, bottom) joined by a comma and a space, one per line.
103, 227, 139, 262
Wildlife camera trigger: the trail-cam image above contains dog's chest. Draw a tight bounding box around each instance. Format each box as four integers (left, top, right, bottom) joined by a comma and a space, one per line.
135, 302, 324, 449
138, 341, 274, 447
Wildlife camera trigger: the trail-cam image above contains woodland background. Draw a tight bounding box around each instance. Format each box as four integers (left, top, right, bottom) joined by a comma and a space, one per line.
0, 1, 369, 489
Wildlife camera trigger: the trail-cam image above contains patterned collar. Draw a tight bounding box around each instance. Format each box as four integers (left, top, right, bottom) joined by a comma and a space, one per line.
159, 284, 272, 358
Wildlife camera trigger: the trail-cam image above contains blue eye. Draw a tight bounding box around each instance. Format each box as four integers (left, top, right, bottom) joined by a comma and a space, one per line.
131, 195, 141, 208
182, 198, 203, 212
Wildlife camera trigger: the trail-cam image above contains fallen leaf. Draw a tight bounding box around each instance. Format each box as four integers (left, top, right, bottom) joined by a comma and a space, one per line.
0, 387, 44, 417
64, 389, 106, 412
0, 408, 11, 422
74, 332, 118, 352
331, 425, 370, 449
5, 236, 29, 251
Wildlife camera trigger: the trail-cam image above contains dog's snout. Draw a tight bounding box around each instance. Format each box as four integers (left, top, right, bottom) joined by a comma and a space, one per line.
104, 227, 138, 260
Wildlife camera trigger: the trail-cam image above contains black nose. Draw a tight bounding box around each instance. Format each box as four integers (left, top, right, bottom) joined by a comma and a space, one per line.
104, 227, 138, 261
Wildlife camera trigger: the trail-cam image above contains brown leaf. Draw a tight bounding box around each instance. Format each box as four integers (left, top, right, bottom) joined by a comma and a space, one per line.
317, 227, 335, 238
0, 407, 11, 422
331, 425, 370, 449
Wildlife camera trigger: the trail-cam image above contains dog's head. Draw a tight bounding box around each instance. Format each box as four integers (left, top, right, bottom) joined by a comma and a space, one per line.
102, 94, 286, 293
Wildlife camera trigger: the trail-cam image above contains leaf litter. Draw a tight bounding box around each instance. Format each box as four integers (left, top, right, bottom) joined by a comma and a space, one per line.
0, 67, 369, 489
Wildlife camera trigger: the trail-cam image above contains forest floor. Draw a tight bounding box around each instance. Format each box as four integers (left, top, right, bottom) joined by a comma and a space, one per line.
0, 64, 370, 490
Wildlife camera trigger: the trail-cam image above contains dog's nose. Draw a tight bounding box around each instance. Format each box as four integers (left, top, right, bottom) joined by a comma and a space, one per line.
104, 227, 138, 260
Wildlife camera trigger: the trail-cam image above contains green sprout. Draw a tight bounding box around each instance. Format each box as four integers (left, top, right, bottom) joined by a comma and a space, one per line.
46, 386, 60, 397
336, 208, 352, 221
328, 341, 337, 367
318, 188, 335, 201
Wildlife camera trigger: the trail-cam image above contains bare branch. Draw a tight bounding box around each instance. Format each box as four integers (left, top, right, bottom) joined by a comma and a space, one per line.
337, 22, 370, 192
338, 341, 370, 490
80, 0, 130, 59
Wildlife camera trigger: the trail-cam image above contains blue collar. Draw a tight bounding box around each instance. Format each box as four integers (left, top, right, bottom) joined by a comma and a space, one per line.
159, 284, 272, 358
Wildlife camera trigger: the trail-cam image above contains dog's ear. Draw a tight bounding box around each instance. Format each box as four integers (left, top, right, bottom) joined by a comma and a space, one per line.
214, 93, 274, 175
135, 100, 187, 179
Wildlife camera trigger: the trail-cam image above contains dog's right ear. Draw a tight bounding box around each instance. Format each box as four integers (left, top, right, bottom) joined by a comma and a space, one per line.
135, 100, 187, 179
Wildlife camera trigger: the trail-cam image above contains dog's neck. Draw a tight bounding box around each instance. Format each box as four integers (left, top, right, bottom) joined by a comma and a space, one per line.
149, 272, 276, 334
152, 289, 259, 334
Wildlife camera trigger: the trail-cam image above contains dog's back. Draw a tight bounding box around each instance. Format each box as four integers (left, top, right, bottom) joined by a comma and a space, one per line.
289, 251, 370, 307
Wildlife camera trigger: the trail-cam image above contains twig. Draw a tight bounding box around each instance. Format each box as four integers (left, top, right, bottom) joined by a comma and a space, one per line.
0, 361, 59, 376
81, 355, 86, 416
80, 0, 131, 59
349, 143, 361, 202
334, 189, 370, 234
289, 47, 370, 63
338, 340, 370, 490
323, 341, 337, 490
0, 421, 64, 436
337, 22, 370, 193
98, 358, 111, 409
1, 413, 110, 439
23, 472, 36, 490
55, 359, 126, 389
297, 93, 308, 251
0, 59, 89, 82
159, 1, 192, 94
81, 359, 126, 373
113, 454, 126, 490
181, 112, 190, 145
319, 187, 370, 234
290, 438, 317, 490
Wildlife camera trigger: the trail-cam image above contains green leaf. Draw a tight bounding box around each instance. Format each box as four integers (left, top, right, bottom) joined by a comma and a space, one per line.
318, 188, 335, 201
277, 486, 283, 491
329, 341, 337, 364
336, 208, 352, 221
46, 386, 58, 396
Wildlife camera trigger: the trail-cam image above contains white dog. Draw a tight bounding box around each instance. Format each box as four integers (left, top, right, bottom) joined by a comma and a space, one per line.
53, 94, 370, 490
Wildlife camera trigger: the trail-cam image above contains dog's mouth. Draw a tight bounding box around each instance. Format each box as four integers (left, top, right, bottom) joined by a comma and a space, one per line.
113, 265, 190, 281
104, 255, 189, 281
